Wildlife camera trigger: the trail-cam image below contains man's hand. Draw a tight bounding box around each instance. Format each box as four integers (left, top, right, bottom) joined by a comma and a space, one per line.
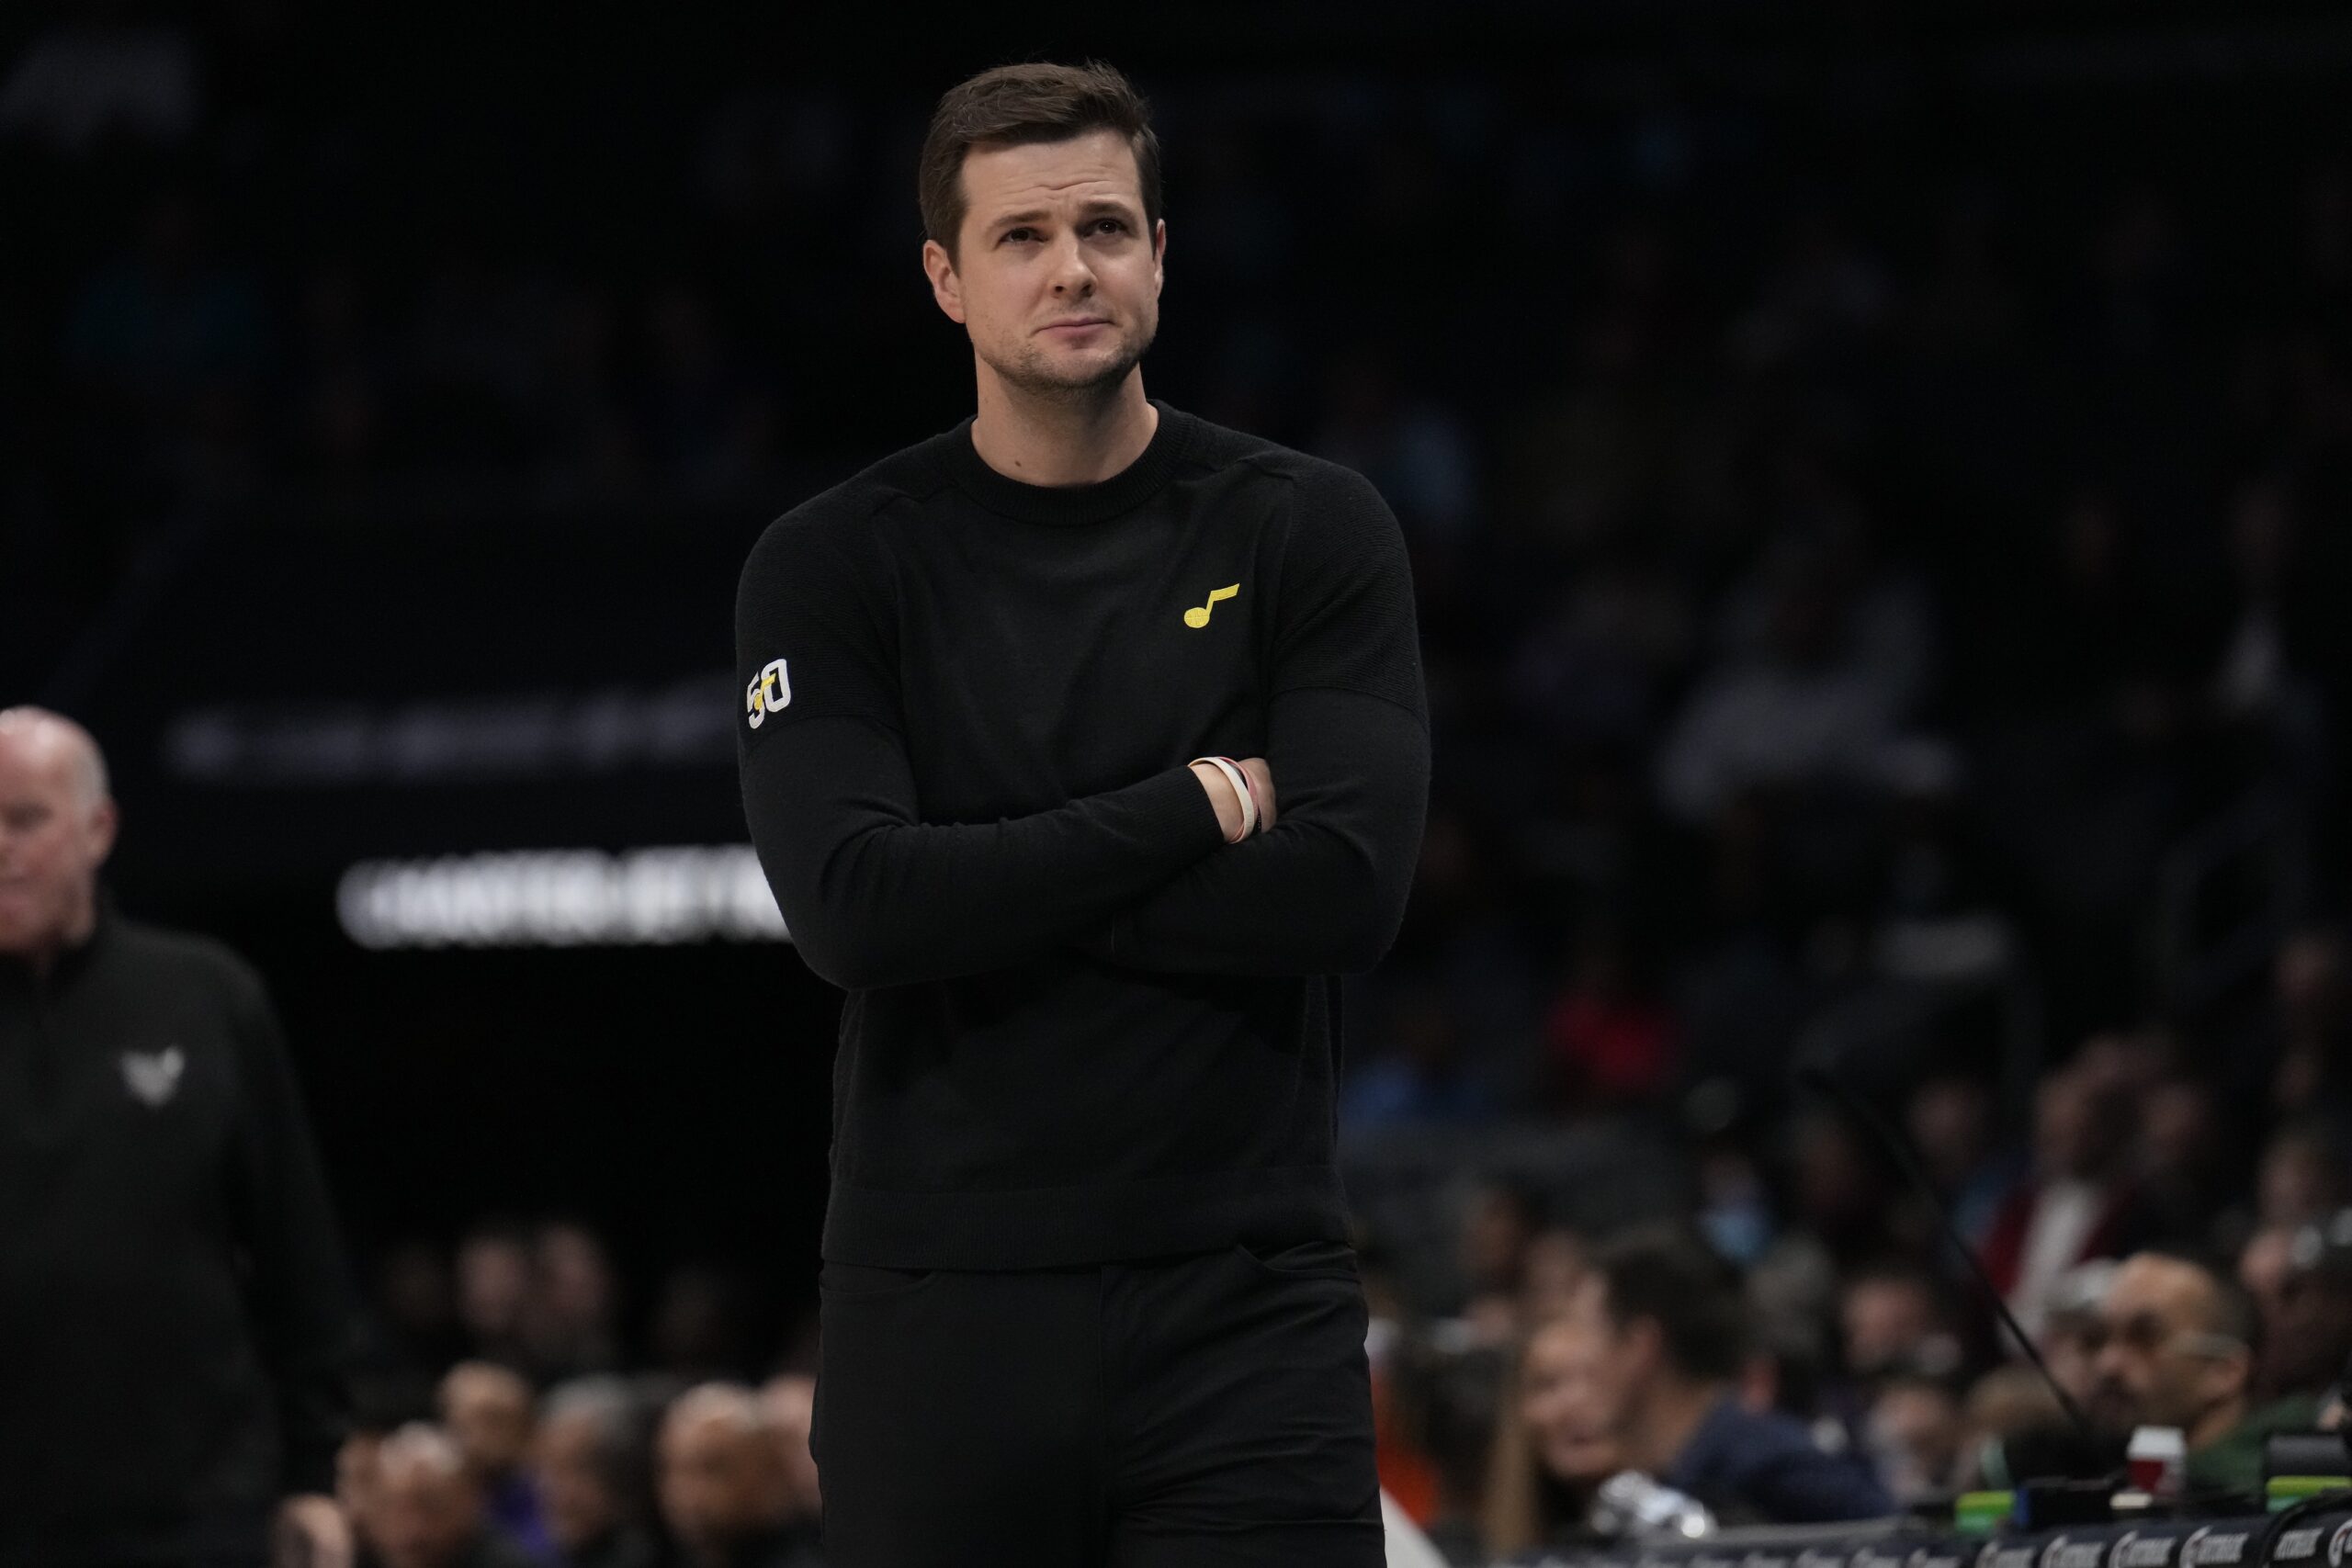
273, 1494, 353, 1568
1190, 758, 1277, 840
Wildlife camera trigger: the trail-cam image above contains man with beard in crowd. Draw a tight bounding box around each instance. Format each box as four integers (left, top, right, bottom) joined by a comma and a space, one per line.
2090, 1252, 2318, 1495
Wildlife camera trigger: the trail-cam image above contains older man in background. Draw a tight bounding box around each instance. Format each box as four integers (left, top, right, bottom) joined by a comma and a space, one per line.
0, 706, 358, 1566
534, 1377, 661, 1568
658, 1385, 820, 1568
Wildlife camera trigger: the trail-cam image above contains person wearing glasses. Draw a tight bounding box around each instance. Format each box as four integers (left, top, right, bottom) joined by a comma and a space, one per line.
2087, 1251, 2321, 1495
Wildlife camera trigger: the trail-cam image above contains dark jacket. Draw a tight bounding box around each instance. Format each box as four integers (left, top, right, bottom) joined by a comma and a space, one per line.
0, 905, 358, 1565
664, 1526, 825, 1568
563, 1526, 663, 1568
1665, 1395, 1893, 1524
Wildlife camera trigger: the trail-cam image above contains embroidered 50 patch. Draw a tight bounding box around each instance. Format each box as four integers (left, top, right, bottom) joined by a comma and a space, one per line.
745, 659, 790, 728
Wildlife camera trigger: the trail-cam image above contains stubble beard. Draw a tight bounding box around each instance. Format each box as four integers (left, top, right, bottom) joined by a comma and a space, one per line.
984, 314, 1158, 408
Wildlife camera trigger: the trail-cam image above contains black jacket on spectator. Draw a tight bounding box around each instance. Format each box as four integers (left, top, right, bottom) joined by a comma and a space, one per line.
1663, 1395, 1892, 1525
565, 1527, 663, 1568
0, 903, 357, 1566
662, 1527, 825, 1568
461, 1532, 546, 1568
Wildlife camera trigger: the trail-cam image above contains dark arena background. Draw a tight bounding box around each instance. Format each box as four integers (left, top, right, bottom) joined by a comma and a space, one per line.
6, 3, 2352, 1564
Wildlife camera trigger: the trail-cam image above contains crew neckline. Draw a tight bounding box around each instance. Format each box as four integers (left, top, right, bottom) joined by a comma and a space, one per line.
936, 398, 1193, 525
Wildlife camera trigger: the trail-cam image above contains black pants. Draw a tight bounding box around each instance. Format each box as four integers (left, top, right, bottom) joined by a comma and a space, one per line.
810, 1236, 1385, 1567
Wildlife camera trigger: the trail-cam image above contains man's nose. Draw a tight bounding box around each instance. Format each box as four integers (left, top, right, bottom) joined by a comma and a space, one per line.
1048, 234, 1095, 294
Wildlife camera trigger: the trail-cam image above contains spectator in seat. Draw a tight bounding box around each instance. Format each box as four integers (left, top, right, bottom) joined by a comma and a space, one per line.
440, 1361, 553, 1559
368, 1424, 538, 1568
1983, 1054, 2153, 1339
2243, 1215, 2352, 1401
1484, 1310, 1623, 1559
2088, 1251, 2317, 1495
1570, 1228, 1891, 1523
756, 1373, 823, 1540
534, 1376, 660, 1568
658, 1384, 818, 1568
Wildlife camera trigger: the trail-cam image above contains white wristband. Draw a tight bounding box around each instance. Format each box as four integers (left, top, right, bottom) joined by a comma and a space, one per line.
1191, 755, 1256, 840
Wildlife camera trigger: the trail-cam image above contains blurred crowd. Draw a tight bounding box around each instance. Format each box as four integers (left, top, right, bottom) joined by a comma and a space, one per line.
1355, 929, 2352, 1562
337, 1362, 820, 1568
357, 924, 2352, 1564
7, 11, 2344, 1053
8, 9, 2352, 1567
344, 1219, 821, 1568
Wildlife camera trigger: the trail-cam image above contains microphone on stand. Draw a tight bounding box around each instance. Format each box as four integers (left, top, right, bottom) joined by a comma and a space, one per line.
1793, 1062, 2103, 1453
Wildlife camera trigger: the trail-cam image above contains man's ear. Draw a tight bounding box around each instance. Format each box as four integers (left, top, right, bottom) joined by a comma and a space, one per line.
1151, 218, 1167, 294
2205, 1346, 2254, 1410
1625, 1316, 1665, 1374
922, 238, 967, 325
87, 797, 119, 866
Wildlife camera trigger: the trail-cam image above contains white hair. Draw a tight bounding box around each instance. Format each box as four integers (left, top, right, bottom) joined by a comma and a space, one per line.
662, 1381, 770, 1442
378, 1421, 469, 1482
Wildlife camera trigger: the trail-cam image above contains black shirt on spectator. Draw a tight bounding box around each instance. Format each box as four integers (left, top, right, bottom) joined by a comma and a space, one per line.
1664, 1395, 1893, 1525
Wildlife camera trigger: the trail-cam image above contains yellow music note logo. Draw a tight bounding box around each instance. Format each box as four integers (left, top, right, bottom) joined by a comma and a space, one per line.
1183, 583, 1239, 628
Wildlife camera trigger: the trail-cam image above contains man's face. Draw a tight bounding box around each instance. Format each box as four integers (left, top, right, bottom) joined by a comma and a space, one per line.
0, 724, 113, 959
533, 1412, 620, 1551
2088, 1257, 2248, 1438
758, 1374, 821, 1518
1566, 1276, 1645, 1442
658, 1410, 776, 1555
2270, 1270, 2352, 1393
922, 128, 1164, 400
336, 1432, 383, 1540
439, 1363, 535, 1476
370, 1457, 481, 1568
456, 1236, 530, 1339
1521, 1314, 1622, 1484
1844, 1280, 1933, 1377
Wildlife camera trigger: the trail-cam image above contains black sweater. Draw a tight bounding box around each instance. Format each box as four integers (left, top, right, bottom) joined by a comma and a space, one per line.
734, 400, 1430, 1269
0, 907, 356, 1565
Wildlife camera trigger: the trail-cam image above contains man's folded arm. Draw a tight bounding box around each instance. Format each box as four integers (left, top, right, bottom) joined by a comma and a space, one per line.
1075, 685, 1429, 975
741, 715, 1224, 991
736, 515, 1226, 992
1077, 464, 1431, 976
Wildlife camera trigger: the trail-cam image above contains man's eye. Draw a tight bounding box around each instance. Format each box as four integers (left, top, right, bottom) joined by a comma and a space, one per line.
1002, 228, 1038, 243
1092, 219, 1126, 233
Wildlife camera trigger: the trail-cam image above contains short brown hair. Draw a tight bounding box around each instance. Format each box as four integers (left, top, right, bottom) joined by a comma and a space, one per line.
918, 61, 1161, 262
1591, 1228, 1749, 1382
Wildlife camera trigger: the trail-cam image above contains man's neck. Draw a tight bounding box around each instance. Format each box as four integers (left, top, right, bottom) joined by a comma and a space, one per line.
969, 367, 1156, 487
2189, 1392, 2250, 1452
1631, 1374, 1729, 1476
9, 900, 95, 983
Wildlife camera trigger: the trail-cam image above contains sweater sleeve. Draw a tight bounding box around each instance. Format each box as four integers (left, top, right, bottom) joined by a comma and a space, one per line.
1078, 465, 1430, 975
222, 960, 359, 1499
736, 507, 1228, 992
